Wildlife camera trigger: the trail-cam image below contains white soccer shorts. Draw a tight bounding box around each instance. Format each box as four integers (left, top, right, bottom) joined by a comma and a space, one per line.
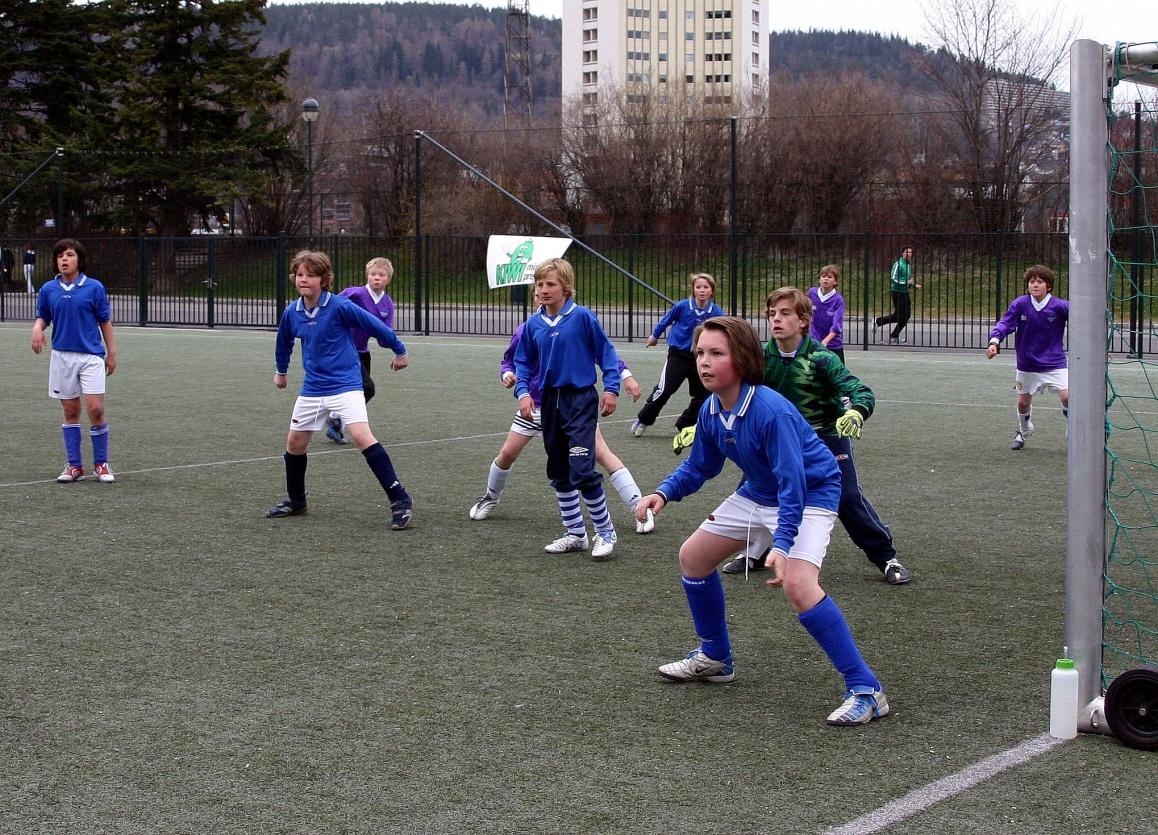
289, 390, 368, 432
49, 350, 106, 399
699, 492, 837, 569
508, 407, 543, 438
1015, 368, 1069, 396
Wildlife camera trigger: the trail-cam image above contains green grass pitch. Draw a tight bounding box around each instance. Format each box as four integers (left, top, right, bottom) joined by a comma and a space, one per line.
1, 323, 1154, 832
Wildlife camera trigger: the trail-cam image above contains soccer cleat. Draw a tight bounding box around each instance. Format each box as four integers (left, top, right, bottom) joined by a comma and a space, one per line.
635, 507, 656, 534
883, 558, 911, 585
888, 336, 899, 345
325, 416, 350, 445
390, 496, 414, 530
631, 420, 646, 437
266, 496, 308, 518
721, 554, 767, 575
591, 531, 617, 561
57, 465, 84, 483
658, 649, 735, 683
469, 494, 499, 521
1023, 418, 1036, 435
544, 533, 589, 553
1011, 430, 1026, 450
93, 462, 115, 483
826, 686, 890, 726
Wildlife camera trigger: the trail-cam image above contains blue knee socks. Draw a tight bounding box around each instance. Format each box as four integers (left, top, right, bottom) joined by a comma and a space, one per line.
62, 424, 82, 467
799, 595, 878, 691
682, 572, 732, 662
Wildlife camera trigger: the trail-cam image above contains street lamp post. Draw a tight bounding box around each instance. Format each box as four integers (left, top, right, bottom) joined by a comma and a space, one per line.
301, 97, 319, 246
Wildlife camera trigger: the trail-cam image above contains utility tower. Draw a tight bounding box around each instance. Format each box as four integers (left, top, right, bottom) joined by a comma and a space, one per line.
504, 0, 533, 127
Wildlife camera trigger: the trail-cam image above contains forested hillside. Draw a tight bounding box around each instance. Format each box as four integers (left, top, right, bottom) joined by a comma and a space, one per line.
260, 3, 944, 114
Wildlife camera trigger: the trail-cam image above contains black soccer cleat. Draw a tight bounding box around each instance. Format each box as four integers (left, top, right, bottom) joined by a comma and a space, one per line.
390, 496, 413, 530
266, 496, 308, 518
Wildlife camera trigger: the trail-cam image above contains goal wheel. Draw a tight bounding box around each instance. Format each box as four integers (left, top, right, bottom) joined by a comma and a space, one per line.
1104, 666, 1158, 751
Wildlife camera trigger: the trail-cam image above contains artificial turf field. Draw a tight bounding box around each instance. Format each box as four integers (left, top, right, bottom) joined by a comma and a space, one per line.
1, 322, 1155, 833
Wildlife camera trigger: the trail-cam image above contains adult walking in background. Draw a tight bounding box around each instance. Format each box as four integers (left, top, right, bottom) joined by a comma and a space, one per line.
873, 247, 920, 344
24, 244, 37, 293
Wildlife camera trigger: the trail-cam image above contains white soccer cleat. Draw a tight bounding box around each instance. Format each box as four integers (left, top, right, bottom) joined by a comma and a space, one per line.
635, 507, 655, 534
544, 533, 589, 553
631, 420, 646, 437
93, 462, 115, 483
658, 649, 735, 683
469, 495, 499, 520
591, 531, 617, 561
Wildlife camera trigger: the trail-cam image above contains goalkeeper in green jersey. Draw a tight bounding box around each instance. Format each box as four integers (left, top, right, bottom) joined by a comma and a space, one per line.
719, 287, 910, 585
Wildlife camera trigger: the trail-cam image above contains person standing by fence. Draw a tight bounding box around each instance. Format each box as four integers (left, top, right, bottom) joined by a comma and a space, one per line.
23, 245, 37, 293
874, 247, 920, 344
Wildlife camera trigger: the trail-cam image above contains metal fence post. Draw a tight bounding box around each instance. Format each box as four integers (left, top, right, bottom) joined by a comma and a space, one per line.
276, 231, 287, 316
206, 237, 216, 329
627, 233, 637, 341
137, 236, 148, 326
862, 231, 871, 350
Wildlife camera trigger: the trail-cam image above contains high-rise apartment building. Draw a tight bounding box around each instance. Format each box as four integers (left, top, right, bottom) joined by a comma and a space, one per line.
561, 0, 766, 111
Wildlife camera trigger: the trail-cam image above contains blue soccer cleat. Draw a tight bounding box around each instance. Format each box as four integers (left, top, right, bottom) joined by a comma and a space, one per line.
325, 416, 350, 445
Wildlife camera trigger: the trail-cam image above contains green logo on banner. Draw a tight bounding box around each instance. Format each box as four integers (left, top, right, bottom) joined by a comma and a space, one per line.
495, 240, 535, 286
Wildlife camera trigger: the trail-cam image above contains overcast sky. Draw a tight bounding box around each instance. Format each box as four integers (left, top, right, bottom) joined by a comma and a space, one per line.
269, 0, 1148, 51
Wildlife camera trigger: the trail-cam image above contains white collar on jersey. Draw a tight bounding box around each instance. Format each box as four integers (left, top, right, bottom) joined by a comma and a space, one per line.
56, 273, 88, 291
1030, 293, 1052, 312
708, 381, 757, 430
295, 290, 332, 317
366, 287, 386, 304
816, 287, 837, 302
537, 298, 576, 327
688, 298, 714, 315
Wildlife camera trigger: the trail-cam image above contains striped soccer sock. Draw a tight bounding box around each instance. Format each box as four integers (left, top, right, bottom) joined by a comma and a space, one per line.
554, 489, 586, 536
581, 485, 614, 538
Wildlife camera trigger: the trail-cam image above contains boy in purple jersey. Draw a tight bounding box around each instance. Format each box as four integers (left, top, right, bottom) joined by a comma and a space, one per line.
986, 264, 1069, 451
267, 250, 414, 529
632, 272, 724, 437
468, 317, 655, 535
635, 317, 889, 726
514, 258, 623, 560
30, 239, 118, 483
327, 256, 396, 445
809, 264, 846, 364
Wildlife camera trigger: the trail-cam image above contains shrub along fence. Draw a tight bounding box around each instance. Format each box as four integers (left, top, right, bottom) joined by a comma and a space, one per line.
2, 231, 1152, 353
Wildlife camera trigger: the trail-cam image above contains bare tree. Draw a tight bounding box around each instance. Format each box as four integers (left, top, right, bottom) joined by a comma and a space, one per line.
921, 0, 1075, 232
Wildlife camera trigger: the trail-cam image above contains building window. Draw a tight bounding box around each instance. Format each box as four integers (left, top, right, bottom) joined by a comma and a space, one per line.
658, 10, 667, 19
685, 53, 694, 63
751, 31, 759, 45
582, 92, 598, 105
752, 74, 760, 86
582, 8, 597, 22
686, 32, 694, 40
583, 50, 598, 64
686, 74, 694, 83
752, 52, 758, 66
659, 52, 667, 62
583, 70, 598, 85
706, 10, 732, 19
753, 11, 759, 24
583, 28, 597, 43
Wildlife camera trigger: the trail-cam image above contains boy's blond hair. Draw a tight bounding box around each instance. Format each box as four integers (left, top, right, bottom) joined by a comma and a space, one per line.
290, 250, 334, 290
366, 256, 394, 280
766, 286, 813, 327
819, 264, 841, 281
693, 317, 765, 385
534, 258, 574, 298
690, 272, 717, 294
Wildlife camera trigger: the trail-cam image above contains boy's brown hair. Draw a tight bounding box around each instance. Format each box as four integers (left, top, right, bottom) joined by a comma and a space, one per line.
819, 264, 841, 282
1024, 264, 1055, 291
693, 316, 765, 385
53, 238, 88, 273
690, 272, 717, 294
765, 286, 814, 327
534, 257, 574, 298
290, 250, 334, 290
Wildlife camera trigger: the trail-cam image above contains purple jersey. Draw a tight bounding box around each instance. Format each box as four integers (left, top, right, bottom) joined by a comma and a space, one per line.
989, 294, 1068, 372
808, 287, 845, 351
340, 285, 395, 352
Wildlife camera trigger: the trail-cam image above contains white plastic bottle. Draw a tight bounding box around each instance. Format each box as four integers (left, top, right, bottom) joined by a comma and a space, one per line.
1049, 650, 1079, 739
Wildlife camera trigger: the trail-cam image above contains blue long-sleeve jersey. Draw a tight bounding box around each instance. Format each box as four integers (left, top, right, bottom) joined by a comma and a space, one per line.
513, 299, 621, 399
35, 274, 112, 356
656, 382, 840, 555
651, 298, 725, 351
275, 291, 407, 397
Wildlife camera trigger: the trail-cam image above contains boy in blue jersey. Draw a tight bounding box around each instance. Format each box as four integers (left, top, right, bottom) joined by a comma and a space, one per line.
514, 258, 623, 560
986, 264, 1069, 450
809, 265, 846, 364
632, 272, 724, 437
636, 317, 890, 726
30, 239, 118, 483
268, 250, 414, 530
327, 256, 397, 445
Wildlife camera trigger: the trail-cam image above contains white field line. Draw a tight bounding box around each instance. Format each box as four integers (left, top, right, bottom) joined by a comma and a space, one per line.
823, 734, 1065, 835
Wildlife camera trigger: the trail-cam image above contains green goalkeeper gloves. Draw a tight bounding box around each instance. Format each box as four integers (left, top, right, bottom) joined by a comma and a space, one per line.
673, 425, 696, 455
835, 409, 864, 439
